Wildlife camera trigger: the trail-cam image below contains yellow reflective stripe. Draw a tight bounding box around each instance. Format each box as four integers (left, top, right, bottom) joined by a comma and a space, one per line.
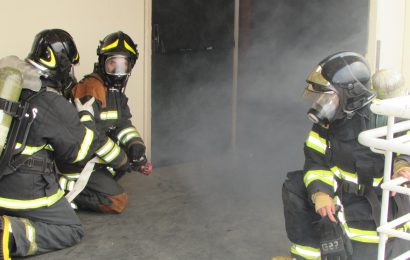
73, 127, 94, 163
75, 52, 79, 62
331, 166, 382, 187
304, 170, 334, 187
21, 218, 37, 255
96, 138, 115, 157
0, 189, 65, 209
59, 177, 68, 190
21, 144, 46, 155
2, 216, 11, 260
373, 177, 383, 186
45, 144, 54, 151
107, 167, 116, 176
15, 143, 53, 154
342, 224, 379, 243
67, 180, 75, 191
117, 127, 138, 141
103, 144, 121, 163
405, 222, 410, 231
394, 223, 410, 234
61, 173, 80, 180
290, 244, 321, 259
331, 167, 357, 184
124, 40, 137, 54
306, 131, 327, 154
96, 157, 107, 164
100, 111, 118, 120
97, 138, 121, 163
39, 47, 56, 68
121, 132, 140, 145
80, 114, 93, 122
101, 39, 119, 51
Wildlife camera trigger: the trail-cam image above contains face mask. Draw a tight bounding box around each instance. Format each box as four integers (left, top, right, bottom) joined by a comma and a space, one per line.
305, 91, 340, 127
105, 55, 130, 76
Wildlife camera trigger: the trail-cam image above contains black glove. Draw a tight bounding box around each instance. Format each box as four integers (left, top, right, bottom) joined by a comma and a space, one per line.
111, 158, 132, 181
318, 217, 353, 260
128, 143, 146, 162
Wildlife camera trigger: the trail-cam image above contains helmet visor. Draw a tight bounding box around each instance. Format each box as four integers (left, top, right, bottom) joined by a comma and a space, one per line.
304, 84, 340, 123
105, 55, 130, 76
306, 65, 332, 90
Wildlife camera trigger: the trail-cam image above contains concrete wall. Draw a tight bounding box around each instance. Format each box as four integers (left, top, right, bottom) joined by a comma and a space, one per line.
0, 0, 151, 153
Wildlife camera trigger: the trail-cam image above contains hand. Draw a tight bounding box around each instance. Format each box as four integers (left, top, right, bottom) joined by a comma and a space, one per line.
313, 192, 336, 222
112, 160, 132, 181
392, 167, 410, 196
128, 142, 146, 162
74, 97, 95, 117
318, 217, 353, 260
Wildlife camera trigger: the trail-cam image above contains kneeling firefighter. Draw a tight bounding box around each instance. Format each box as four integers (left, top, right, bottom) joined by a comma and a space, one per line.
0, 29, 129, 259
274, 52, 410, 260
56, 31, 152, 214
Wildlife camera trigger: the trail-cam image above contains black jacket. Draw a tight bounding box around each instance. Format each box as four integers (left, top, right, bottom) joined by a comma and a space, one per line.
0, 85, 104, 211
303, 106, 385, 199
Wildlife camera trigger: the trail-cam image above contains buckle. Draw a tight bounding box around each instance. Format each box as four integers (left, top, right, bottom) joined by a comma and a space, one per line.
25, 158, 34, 168
356, 184, 365, 196
0, 98, 20, 117
342, 181, 365, 196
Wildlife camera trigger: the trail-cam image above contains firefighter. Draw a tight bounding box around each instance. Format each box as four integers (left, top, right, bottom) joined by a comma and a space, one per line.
0, 29, 129, 259
56, 31, 147, 214
274, 52, 410, 260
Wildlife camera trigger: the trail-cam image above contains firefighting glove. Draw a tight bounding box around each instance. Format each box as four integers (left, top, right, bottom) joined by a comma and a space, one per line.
128, 142, 146, 162
317, 216, 353, 260
74, 97, 95, 117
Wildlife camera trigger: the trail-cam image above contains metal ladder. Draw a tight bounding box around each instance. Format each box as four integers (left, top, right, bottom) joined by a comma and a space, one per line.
358, 96, 410, 260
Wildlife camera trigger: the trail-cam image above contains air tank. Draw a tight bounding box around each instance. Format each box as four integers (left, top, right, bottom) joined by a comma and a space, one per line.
0, 67, 23, 155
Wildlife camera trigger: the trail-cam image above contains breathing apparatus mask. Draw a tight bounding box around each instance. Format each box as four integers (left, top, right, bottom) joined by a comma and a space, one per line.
304, 83, 340, 127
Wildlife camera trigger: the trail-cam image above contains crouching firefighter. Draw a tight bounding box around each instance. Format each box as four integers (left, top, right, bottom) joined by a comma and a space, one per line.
0, 29, 128, 259
56, 31, 152, 214
274, 52, 410, 260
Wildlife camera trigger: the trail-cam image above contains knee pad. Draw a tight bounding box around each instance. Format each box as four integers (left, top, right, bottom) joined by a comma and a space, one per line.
99, 193, 129, 214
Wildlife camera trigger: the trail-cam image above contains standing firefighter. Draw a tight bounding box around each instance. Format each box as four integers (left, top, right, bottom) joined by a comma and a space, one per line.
57, 31, 151, 214
273, 51, 410, 260
0, 29, 119, 259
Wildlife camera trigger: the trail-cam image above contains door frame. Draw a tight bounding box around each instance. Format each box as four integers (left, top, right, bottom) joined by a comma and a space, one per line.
144, 0, 152, 159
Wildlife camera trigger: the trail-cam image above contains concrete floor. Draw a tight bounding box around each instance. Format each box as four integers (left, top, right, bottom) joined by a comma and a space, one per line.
21, 153, 290, 260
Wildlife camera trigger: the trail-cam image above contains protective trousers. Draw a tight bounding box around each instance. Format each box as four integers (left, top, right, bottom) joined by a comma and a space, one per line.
282, 171, 409, 260
73, 167, 128, 214
0, 198, 83, 259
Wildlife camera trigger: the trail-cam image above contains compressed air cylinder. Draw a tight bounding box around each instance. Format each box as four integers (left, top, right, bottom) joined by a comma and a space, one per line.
0, 67, 23, 155
372, 69, 407, 99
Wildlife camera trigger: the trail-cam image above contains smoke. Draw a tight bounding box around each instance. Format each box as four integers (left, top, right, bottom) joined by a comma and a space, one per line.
237, 0, 369, 172
151, 0, 369, 256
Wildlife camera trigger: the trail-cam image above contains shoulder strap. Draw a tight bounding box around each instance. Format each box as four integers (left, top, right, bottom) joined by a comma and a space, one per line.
368, 112, 388, 129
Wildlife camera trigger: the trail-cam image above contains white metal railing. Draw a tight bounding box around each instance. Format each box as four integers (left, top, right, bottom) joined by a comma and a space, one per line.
358, 95, 410, 260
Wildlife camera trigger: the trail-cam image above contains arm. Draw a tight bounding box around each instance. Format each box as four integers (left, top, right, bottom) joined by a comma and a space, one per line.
44, 94, 103, 164
110, 94, 146, 161
71, 79, 130, 171
392, 155, 410, 196
303, 124, 336, 221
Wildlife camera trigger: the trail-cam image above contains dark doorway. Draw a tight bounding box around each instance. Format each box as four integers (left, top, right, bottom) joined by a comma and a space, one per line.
151, 0, 370, 170
152, 0, 235, 167
236, 0, 370, 173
